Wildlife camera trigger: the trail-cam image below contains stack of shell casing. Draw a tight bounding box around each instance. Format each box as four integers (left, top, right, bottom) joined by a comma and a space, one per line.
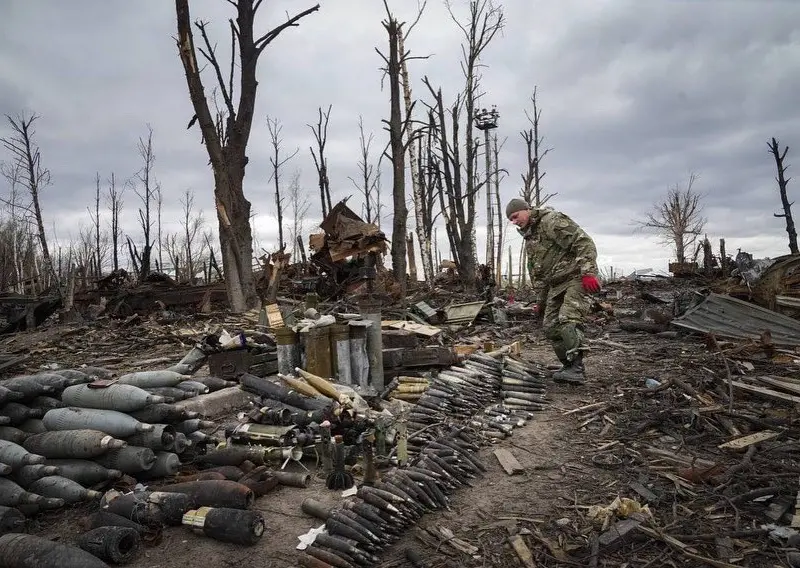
297, 425, 485, 568
0, 367, 229, 517
386, 376, 430, 403
402, 352, 507, 450
496, 356, 549, 413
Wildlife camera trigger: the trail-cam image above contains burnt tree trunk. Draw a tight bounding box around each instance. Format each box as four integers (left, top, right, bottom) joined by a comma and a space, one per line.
384, 16, 407, 295
175, 0, 319, 311
769, 137, 797, 254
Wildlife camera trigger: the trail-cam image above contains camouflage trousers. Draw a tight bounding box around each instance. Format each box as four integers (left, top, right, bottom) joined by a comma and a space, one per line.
540, 277, 591, 363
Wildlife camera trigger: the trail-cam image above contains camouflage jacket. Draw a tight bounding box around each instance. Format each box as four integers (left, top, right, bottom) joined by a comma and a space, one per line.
521, 208, 598, 287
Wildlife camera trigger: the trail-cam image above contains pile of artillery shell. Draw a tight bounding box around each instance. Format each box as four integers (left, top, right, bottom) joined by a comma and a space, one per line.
0, 367, 226, 518
297, 425, 486, 568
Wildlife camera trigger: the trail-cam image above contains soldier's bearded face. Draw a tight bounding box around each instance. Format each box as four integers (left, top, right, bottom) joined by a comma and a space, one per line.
509, 209, 530, 228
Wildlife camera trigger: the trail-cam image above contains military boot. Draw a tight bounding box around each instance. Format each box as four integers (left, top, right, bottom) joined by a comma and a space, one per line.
552, 343, 570, 372
553, 352, 585, 385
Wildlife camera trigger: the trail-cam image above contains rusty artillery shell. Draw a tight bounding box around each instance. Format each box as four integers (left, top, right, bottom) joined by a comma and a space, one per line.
2, 376, 55, 400
145, 387, 194, 401
196, 445, 267, 467
43, 407, 153, 438
128, 404, 198, 424
11, 464, 60, 487
1, 402, 43, 425
137, 451, 181, 479
298, 553, 336, 568
203, 465, 244, 480
0, 386, 24, 406
189, 376, 237, 391
324, 518, 371, 547
86, 510, 146, 533
237, 467, 279, 497
116, 370, 187, 388
0, 505, 26, 534
94, 446, 156, 474
157, 479, 254, 509
126, 424, 176, 452
0, 440, 46, 468
305, 544, 356, 568
174, 419, 215, 434
174, 471, 227, 483
102, 490, 192, 526
272, 470, 311, 488
0, 532, 109, 568
28, 476, 101, 504
61, 383, 166, 412
177, 381, 210, 395
182, 506, 265, 545
0, 477, 63, 508
76, 526, 141, 564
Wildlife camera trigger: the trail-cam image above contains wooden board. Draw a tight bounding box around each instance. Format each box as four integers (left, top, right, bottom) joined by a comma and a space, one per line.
730, 381, 800, 405
494, 448, 525, 475
265, 304, 284, 329
386, 321, 441, 337
508, 534, 536, 567
718, 430, 779, 451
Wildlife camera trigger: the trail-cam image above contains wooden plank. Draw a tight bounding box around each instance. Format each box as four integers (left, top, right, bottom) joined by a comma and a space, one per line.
265, 304, 284, 329
718, 430, 779, 451
387, 321, 442, 337
730, 380, 800, 404
628, 480, 658, 503
598, 512, 648, 550
494, 448, 525, 475
757, 376, 800, 396
508, 534, 536, 567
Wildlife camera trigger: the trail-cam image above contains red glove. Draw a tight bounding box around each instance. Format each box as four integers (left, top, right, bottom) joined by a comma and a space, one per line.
581, 274, 601, 293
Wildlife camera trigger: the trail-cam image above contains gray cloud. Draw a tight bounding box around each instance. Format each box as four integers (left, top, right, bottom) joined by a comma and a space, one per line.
0, 0, 799, 276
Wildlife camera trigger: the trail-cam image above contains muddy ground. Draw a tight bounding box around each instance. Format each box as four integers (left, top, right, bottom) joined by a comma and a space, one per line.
3, 305, 798, 567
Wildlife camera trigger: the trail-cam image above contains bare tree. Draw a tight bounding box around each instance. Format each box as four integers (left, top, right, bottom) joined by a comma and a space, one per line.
638, 173, 706, 264
520, 87, 554, 207
131, 126, 157, 282
768, 137, 797, 254
377, 2, 421, 293
0, 162, 30, 292
175, 0, 319, 311
105, 173, 124, 273
180, 188, 207, 283
287, 169, 310, 262
492, 133, 508, 286
396, 1, 433, 285
164, 233, 182, 282
0, 113, 57, 291
266, 116, 298, 252
423, 0, 504, 288
308, 105, 333, 219
414, 111, 444, 286
156, 182, 164, 271
349, 116, 381, 225
88, 173, 102, 278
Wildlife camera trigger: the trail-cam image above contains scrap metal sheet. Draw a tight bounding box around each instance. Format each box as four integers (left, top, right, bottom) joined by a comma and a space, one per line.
672, 292, 800, 346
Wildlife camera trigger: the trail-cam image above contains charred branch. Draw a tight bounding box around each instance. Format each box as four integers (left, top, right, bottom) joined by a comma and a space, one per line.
769, 137, 796, 254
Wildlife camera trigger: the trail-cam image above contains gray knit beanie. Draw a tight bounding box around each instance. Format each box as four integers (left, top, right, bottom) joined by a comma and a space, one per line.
505, 198, 530, 219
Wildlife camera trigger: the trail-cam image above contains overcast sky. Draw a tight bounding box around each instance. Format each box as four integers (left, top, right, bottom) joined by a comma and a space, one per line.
1, 0, 799, 276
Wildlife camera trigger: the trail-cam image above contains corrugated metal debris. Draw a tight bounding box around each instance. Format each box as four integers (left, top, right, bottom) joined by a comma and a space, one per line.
672, 292, 800, 346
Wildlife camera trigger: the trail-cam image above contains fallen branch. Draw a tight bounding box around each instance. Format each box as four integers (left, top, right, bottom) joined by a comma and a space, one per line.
636, 525, 741, 568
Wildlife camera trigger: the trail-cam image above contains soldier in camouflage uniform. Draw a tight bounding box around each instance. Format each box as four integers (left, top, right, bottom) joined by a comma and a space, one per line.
506, 198, 600, 384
